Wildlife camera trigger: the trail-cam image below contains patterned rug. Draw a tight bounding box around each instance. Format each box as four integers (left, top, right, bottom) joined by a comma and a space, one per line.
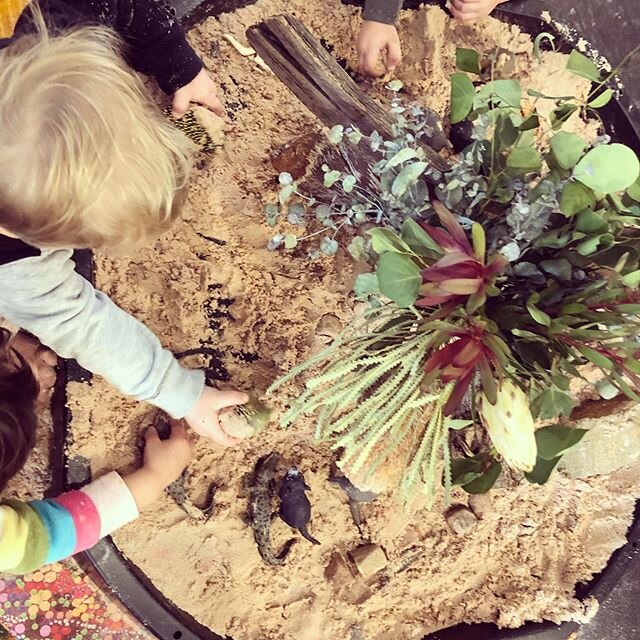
0, 560, 151, 640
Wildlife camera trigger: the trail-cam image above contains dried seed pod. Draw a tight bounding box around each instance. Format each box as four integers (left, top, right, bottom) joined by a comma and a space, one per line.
219, 396, 272, 439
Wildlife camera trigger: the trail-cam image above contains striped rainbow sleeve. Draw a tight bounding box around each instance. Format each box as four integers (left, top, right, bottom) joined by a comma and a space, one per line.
0, 471, 139, 575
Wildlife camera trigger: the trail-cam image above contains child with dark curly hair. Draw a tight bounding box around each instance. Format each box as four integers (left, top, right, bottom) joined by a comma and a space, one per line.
0, 327, 193, 574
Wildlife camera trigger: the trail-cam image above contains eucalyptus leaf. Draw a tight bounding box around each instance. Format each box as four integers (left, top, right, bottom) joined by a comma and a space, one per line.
323, 170, 341, 188
347, 236, 368, 261
279, 184, 295, 204
450, 72, 475, 124
320, 237, 339, 256
550, 131, 587, 170
342, 175, 357, 193
264, 203, 279, 226
566, 50, 601, 82
278, 172, 293, 185
574, 144, 640, 194
627, 177, 640, 202
518, 114, 540, 131
588, 88, 613, 109
540, 258, 572, 281
284, 233, 298, 249
507, 146, 542, 172
475, 80, 521, 108
327, 124, 344, 144
376, 252, 421, 307
354, 272, 379, 297
386, 148, 418, 168
391, 162, 429, 196
559, 181, 596, 216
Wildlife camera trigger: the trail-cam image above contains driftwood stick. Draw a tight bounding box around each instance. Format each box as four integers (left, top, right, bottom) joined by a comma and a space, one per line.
246, 14, 450, 174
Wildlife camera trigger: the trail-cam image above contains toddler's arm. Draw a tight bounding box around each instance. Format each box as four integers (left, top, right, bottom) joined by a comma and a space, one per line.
0, 248, 204, 419
66, 0, 223, 115
0, 422, 191, 575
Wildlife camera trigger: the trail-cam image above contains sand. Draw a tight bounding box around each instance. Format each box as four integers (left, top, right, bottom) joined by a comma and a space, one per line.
64, 2, 640, 639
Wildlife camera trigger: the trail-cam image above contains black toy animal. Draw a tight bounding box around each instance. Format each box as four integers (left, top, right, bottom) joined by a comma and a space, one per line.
278, 468, 321, 545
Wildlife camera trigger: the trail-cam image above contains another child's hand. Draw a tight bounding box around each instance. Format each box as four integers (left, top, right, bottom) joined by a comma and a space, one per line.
142, 423, 193, 487
184, 386, 249, 446
172, 68, 225, 118
124, 422, 193, 511
357, 20, 402, 77
449, 0, 506, 24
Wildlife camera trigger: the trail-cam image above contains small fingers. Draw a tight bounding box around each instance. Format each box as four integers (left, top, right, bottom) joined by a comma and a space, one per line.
360, 48, 386, 77
386, 40, 402, 71
172, 92, 191, 118
199, 93, 225, 116
214, 390, 250, 410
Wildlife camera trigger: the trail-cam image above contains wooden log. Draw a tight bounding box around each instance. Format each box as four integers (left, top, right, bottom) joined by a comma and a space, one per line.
246, 13, 450, 175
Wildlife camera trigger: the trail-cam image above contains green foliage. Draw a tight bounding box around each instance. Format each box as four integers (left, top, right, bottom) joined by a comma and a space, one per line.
376, 252, 422, 307
456, 48, 482, 75
265, 40, 640, 506
450, 72, 475, 123
525, 424, 587, 484
574, 144, 640, 193
267, 305, 456, 502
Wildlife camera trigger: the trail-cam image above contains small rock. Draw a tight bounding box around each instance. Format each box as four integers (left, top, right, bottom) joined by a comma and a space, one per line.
445, 505, 478, 535
316, 313, 343, 340
349, 544, 387, 578
325, 552, 355, 590
468, 493, 492, 520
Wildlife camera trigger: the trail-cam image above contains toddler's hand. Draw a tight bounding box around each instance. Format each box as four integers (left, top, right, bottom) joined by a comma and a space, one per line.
142, 422, 193, 488
124, 422, 193, 511
184, 386, 249, 446
172, 68, 225, 118
357, 20, 402, 77
449, 0, 506, 24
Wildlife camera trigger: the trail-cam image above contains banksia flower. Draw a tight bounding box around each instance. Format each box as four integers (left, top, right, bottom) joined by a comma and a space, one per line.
479, 381, 537, 472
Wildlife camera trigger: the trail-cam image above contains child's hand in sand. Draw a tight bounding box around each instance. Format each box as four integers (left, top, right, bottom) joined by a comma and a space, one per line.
184, 386, 250, 445
125, 423, 193, 510
449, 0, 507, 24
357, 20, 402, 77
172, 68, 225, 118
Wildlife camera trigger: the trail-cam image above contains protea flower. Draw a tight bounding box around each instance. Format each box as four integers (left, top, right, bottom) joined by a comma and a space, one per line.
417, 202, 506, 312
479, 381, 537, 472
423, 320, 507, 415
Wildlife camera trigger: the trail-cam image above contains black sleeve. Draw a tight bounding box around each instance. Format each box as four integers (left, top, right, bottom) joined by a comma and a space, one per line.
362, 0, 404, 24
22, 0, 203, 94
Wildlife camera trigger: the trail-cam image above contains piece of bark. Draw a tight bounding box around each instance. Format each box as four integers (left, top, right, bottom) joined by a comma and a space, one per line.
246, 13, 450, 177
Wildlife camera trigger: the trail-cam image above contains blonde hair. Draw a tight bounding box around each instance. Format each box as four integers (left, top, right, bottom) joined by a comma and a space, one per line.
0, 21, 194, 251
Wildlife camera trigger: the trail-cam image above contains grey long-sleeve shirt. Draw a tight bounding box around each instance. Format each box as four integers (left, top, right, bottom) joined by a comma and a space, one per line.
0, 249, 204, 418
363, 0, 404, 24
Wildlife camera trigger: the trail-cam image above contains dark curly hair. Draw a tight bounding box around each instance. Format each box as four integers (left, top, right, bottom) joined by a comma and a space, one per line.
0, 328, 39, 492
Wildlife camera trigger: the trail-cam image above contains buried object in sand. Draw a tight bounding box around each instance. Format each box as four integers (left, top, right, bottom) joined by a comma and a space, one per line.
328, 474, 378, 527
279, 468, 321, 545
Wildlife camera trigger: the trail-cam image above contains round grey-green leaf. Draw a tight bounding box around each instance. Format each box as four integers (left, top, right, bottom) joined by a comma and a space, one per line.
376, 252, 422, 307
320, 237, 339, 256
391, 162, 428, 197
550, 131, 586, 170
573, 144, 640, 194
